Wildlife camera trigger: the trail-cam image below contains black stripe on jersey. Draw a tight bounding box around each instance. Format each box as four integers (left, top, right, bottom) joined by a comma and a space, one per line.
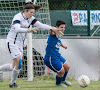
14, 34, 17, 44
13, 20, 20, 25
31, 19, 37, 25
7, 42, 11, 53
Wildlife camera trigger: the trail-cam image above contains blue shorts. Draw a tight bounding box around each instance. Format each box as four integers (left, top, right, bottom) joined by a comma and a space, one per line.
44, 56, 67, 72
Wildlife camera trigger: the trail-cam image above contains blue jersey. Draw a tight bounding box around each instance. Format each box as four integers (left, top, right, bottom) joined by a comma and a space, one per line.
44, 34, 67, 73
45, 34, 61, 57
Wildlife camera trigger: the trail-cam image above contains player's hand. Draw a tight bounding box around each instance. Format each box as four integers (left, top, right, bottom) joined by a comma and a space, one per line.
61, 43, 67, 49
64, 46, 67, 49
28, 25, 39, 32
31, 27, 39, 32
55, 30, 64, 38
63, 45, 67, 49
50, 28, 64, 38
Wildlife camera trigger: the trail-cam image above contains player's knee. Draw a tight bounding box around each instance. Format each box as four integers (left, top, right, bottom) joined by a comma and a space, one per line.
18, 59, 22, 69
68, 65, 70, 70
66, 65, 70, 71
64, 64, 70, 72
58, 68, 65, 77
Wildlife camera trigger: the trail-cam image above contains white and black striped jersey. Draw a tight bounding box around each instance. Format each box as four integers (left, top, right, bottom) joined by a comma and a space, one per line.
6, 12, 52, 48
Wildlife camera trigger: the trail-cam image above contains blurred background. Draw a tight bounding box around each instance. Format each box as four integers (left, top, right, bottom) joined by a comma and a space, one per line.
0, 0, 100, 37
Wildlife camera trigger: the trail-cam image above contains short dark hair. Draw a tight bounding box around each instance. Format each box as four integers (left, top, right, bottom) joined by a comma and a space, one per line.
56, 20, 66, 27
24, 2, 41, 11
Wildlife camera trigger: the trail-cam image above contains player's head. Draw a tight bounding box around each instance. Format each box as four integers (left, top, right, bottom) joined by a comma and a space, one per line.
56, 20, 66, 33
23, 2, 41, 18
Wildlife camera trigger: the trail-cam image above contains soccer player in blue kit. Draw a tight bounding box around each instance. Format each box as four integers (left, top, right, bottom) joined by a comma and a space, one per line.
44, 20, 71, 87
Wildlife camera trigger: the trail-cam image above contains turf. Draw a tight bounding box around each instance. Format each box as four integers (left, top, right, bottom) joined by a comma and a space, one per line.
0, 76, 100, 90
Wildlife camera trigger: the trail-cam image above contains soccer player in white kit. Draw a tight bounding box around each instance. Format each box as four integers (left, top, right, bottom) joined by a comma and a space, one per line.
0, 2, 63, 88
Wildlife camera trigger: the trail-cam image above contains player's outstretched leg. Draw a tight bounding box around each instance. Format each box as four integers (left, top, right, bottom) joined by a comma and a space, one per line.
0, 63, 13, 71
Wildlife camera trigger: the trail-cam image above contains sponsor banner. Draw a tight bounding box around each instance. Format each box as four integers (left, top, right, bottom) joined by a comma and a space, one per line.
71, 10, 100, 26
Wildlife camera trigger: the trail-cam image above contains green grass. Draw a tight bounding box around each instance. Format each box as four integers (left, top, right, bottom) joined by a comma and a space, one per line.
0, 76, 100, 90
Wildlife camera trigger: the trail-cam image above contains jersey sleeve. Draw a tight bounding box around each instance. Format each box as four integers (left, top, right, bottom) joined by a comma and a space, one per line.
31, 19, 38, 25
31, 16, 52, 30
12, 14, 28, 33
14, 24, 28, 33
12, 14, 20, 25
34, 21, 52, 30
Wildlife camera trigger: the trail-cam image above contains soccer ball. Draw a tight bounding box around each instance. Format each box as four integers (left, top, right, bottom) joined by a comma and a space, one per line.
78, 75, 90, 88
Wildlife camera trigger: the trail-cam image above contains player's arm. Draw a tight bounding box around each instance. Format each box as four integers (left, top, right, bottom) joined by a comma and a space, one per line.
34, 20, 53, 30
13, 15, 39, 33
61, 42, 67, 49
34, 20, 62, 32
13, 21, 39, 33
34, 21, 64, 37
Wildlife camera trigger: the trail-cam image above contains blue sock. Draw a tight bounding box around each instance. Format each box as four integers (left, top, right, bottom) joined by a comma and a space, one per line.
62, 72, 68, 81
56, 75, 63, 85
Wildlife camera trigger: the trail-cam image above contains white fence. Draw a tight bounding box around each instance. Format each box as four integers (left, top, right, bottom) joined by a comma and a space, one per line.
0, 39, 100, 81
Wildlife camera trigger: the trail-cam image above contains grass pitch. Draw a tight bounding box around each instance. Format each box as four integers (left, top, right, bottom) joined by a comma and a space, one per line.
0, 76, 100, 90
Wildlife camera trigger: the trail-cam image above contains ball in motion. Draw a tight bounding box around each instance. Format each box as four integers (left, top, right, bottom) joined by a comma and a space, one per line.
78, 75, 90, 88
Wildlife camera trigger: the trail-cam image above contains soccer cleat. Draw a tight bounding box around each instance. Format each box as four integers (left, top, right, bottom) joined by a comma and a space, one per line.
56, 83, 67, 87
62, 80, 71, 86
9, 83, 20, 88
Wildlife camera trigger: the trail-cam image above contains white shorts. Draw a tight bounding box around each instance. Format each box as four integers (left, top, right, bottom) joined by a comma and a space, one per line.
6, 42, 23, 59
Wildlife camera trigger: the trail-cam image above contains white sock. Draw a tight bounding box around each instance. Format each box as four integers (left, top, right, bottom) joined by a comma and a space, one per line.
10, 67, 20, 85
0, 63, 13, 71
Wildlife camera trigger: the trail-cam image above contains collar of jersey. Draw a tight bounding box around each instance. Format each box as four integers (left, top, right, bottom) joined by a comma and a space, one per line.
21, 12, 28, 20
